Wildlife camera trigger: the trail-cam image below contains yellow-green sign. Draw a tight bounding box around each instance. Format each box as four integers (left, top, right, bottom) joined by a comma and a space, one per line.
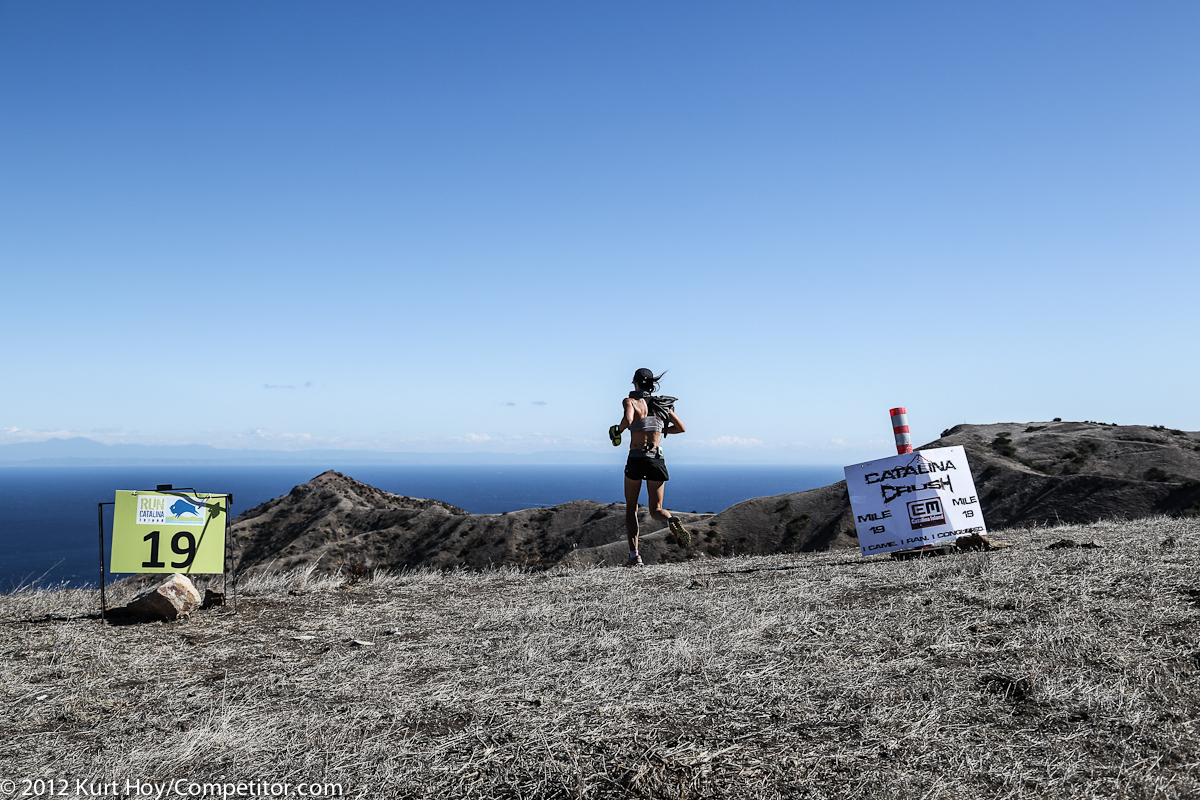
111, 491, 227, 574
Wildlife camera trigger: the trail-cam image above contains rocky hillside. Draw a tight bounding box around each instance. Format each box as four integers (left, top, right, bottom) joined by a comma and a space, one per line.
936, 421, 1200, 526
229, 470, 851, 575
230, 470, 698, 573
707, 420, 1200, 555
229, 422, 1200, 574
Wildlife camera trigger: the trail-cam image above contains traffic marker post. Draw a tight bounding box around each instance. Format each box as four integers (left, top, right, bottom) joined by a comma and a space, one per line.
890, 407, 913, 454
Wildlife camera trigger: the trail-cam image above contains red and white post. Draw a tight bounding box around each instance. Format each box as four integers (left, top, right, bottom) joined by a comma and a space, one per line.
890, 407, 913, 454
885, 406, 958, 558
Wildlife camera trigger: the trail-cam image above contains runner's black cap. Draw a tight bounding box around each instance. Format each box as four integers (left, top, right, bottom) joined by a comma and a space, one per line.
633, 368, 665, 393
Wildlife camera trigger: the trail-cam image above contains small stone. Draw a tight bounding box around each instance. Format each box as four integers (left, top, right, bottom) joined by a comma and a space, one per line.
125, 574, 202, 620
291, 635, 316, 641
955, 533, 994, 551
350, 640, 375, 647
201, 588, 225, 609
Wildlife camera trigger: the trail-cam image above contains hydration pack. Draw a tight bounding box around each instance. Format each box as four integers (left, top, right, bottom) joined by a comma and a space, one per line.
629, 391, 677, 424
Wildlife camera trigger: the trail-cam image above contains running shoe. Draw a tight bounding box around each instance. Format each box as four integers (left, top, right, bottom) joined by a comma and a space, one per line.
608, 425, 622, 447
668, 518, 691, 548
625, 554, 644, 567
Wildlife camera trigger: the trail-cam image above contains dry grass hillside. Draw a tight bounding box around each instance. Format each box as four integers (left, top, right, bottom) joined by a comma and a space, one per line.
4, 516, 1199, 799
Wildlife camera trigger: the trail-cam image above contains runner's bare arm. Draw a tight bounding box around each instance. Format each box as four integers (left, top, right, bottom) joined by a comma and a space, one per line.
616, 397, 635, 433
663, 411, 685, 436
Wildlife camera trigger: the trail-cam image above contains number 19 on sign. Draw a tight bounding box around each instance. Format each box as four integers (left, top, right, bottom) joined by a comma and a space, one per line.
140, 529, 201, 569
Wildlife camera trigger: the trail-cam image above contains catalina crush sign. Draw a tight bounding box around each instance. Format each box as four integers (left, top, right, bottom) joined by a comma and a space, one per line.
843, 446, 985, 556
111, 490, 227, 574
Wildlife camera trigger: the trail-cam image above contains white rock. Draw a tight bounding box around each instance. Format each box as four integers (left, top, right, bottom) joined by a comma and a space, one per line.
126, 574, 202, 620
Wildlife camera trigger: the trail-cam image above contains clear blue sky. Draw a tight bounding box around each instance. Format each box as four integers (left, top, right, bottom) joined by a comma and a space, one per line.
2, 1, 1197, 463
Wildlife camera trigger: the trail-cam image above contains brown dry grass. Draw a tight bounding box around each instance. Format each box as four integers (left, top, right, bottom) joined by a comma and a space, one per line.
2, 517, 1199, 799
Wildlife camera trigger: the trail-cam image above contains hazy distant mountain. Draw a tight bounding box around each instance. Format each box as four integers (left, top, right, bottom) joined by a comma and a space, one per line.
0, 437, 618, 466
0, 437, 227, 462
0, 436, 783, 466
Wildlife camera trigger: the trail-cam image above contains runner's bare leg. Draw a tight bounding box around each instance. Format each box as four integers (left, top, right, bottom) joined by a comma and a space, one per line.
624, 477, 642, 553
646, 480, 673, 525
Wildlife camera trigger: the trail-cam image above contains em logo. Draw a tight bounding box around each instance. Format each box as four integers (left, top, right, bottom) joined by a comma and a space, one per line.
907, 498, 946, 529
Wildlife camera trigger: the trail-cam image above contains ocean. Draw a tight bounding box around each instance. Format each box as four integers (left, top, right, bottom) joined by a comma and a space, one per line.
0, 463, 844, 590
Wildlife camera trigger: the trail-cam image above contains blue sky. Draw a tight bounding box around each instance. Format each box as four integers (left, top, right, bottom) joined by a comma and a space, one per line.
1, 1, 1197, 463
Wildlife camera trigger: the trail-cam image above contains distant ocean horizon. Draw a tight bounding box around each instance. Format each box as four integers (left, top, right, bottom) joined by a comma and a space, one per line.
0, 463, 845, 591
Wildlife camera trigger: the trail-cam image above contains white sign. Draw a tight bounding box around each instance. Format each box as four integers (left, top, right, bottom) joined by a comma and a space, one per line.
843, 446, 985, 556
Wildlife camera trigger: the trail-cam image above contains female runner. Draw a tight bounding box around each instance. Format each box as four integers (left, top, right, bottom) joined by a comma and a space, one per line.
609, 368, 691, 567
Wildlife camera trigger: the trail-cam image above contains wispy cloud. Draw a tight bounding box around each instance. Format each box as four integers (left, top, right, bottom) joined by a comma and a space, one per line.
0, 426, 87, 444
205, 429, 441, 452
0, 426, 170, 446
530, 433, 603, 446
216, 429, 337, 449
532, 401, 547, 406
263, 382, 315, 390
451, 433, 494, 443
790, 438, 892, 451
502, 402, 516, 406
687, 436, 767, 449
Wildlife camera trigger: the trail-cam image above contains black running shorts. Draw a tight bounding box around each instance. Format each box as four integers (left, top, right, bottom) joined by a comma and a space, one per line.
625, 456, 669, 482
